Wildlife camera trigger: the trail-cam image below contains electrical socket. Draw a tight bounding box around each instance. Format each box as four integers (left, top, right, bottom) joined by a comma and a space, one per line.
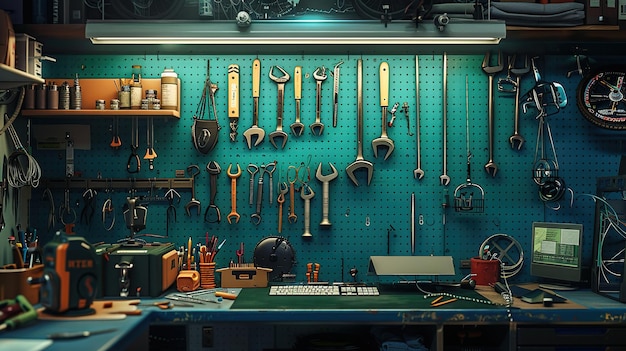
202, 326, 213, 348
460, 259, 471, 269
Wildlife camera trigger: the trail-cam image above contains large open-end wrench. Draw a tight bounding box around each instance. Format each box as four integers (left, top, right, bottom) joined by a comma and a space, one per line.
346, 59, 374, 186
482, 51, 503, 177
310, 66, 327, 136
269, 65, 290, 149
316, 162, 338, 227
290, 66, 305, 137
413, 55, 424, 180
509, 55, 529, 150
243, 59, 265, 148
301, 184, 315, 238
372, 61, 395, 160
440, 53, 450, 186
226, 164, 241, 224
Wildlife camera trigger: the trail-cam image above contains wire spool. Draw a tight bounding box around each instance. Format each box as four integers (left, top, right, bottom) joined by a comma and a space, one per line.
478, 233, 524, 279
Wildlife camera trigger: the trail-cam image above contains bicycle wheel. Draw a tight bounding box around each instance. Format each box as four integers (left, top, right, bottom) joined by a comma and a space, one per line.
576, 66, 626, 130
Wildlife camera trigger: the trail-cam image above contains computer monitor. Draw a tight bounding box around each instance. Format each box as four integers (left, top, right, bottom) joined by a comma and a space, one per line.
530, 222, 584, 290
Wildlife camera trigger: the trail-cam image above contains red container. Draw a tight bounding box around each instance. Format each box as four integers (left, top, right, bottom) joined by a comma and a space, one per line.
470, 258, 500, 286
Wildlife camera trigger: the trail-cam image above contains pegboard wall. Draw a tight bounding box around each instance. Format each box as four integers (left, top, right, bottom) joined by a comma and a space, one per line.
27, 53, 623, 284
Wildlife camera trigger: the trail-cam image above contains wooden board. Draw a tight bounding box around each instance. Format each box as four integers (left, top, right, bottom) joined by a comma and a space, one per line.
38, 299, 141, 321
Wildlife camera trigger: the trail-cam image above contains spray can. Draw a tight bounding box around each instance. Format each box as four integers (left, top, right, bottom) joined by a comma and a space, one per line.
160, 68, 178, 111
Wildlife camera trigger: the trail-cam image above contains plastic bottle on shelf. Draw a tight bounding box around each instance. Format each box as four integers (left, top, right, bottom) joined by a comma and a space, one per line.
161, 68, 178, 111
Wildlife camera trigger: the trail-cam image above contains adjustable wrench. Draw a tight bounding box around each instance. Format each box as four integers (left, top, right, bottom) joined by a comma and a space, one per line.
301, 184, 315, 238
226, 164, 241, 224
290, 66, 305, 137
251, 165, 265, 225
440, 53, 450, 186
413, 55, 424, 180
243, 59, 265, 148
268, 65, 290, 149
310, 66, 327, 136
372, 61, 394, 160
315, 162, 338, 227
346, 59, 374, 186
332, 61, 344, 127
509, 55, 529, 150
482, 51, 503, 177
228, 64, 240, 142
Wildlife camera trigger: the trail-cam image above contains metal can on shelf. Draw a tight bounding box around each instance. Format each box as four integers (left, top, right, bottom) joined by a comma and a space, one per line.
110, 99, 120, 110
59, 81, 70, 110
96, 99, 106, 110
47, 83, 59, 109
152, 98, 161, 110
35, 83, 46, 109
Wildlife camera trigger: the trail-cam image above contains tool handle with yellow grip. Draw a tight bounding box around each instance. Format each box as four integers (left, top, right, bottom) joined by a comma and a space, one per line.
379, 62, 389, 108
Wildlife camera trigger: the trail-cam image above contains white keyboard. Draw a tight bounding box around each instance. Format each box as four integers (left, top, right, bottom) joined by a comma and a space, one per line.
269, 285, 380, 296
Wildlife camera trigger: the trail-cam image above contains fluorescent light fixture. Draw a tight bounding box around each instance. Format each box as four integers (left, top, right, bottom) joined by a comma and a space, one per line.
85, 19, 505, 45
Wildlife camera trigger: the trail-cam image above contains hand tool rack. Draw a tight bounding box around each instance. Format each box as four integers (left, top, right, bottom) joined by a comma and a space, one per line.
40, 177, 194, 191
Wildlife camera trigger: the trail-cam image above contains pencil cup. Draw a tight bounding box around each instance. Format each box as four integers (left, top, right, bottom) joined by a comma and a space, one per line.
199, 262, 216, 289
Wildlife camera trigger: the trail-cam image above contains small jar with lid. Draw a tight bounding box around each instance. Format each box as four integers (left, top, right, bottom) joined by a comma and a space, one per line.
110, 99, 120, 110
96, 99, 106, 110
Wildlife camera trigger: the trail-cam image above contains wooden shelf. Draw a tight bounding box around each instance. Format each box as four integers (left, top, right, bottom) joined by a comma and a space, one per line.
21, 108, 179, 118
0, 63, 44, 89
20, 78, 181, 119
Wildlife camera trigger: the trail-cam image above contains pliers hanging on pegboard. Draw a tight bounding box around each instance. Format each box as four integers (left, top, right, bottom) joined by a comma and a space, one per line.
80, 188, 97, 225
165, 188, 180, 236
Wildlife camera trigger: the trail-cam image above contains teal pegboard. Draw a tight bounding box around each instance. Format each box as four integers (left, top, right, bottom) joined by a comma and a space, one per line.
28, 53, 618, 284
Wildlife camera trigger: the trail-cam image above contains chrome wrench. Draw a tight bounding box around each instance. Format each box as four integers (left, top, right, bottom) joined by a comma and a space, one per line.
243, 58, 265, 148
440, 53, 450, 186
482, 51, 503, 177
413, 55, 424, 180
301, 184, 315, 238
315, 162, 338, 227
268, 65, 290, 149
372, 61, 395, 160
310, 66, 327, 136
290, 66, 305, 137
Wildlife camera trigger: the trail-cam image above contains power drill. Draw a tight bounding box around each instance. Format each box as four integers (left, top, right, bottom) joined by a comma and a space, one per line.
28, 231, 99, 315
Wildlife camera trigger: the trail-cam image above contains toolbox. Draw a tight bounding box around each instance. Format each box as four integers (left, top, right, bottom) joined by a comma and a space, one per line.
97, 242, 179, 298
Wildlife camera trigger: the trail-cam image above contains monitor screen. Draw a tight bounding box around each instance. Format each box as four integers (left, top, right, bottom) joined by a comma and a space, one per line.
530, 222, 583, 288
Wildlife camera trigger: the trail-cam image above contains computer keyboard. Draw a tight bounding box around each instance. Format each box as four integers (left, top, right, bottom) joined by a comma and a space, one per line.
269, 285, 380, 296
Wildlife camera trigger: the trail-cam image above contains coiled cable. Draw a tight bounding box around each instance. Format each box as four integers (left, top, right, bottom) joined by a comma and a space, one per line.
5, 112, 42, 188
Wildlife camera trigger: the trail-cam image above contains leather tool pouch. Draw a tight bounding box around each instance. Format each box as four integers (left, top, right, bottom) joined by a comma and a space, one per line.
192, 118, 219, 154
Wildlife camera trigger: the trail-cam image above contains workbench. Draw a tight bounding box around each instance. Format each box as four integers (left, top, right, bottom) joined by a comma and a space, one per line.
2, 285, 626, 351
